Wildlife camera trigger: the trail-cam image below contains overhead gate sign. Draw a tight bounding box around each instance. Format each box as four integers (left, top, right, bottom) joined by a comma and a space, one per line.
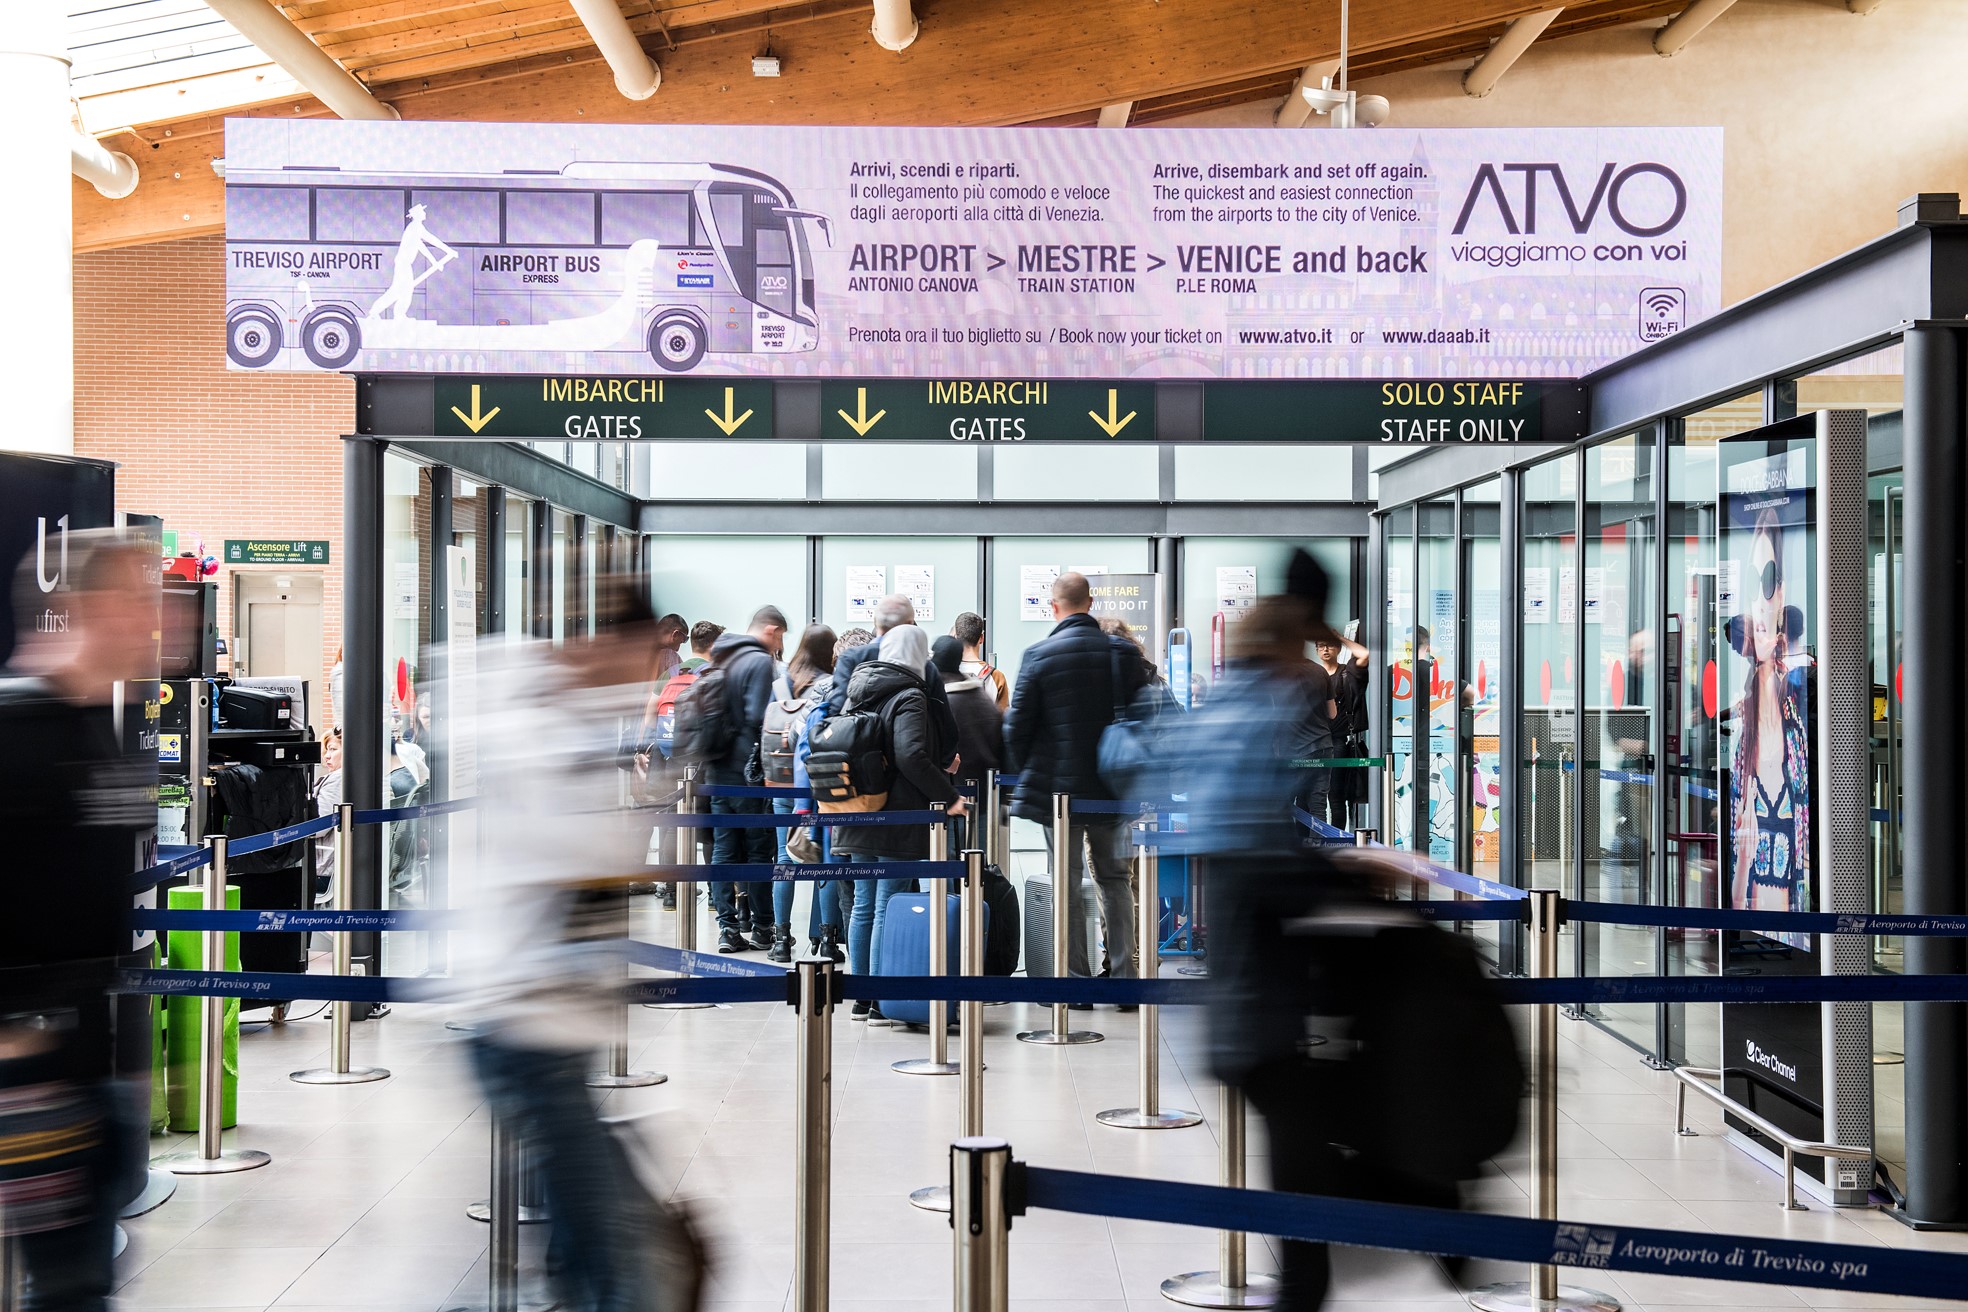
223, 119, 1720, 381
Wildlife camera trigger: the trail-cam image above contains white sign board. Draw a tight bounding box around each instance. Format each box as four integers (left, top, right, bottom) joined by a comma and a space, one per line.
1215, 566, 1258, 616
1020, 565, 1060, 621
844, 566, 886, 623
895, 565, 935, 623
224, 119, 1722, 379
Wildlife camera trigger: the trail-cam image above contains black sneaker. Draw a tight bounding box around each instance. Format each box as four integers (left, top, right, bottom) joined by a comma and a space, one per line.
851, 999, 872, 1020
747, 927, 774, 953
717, 928, 746, 954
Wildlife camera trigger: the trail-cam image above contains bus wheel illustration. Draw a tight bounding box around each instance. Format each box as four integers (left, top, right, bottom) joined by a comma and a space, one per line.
649, 312, 707, 371
301, 307, 361, 369
226, 306, 283, 368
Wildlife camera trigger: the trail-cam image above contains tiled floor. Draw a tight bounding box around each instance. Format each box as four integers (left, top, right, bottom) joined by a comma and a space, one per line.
110, 880, 1962, 1312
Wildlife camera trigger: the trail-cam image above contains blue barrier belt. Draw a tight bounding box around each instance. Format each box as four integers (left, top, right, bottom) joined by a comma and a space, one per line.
1070, 798, 1169, 815
624, 975, 788, 1005
117, 967, 404, 1003
648, 810, 952, 829
695, 783, 980, 801
354, 796, 481, 825
627, 940, 784, 978
1019, 1166, 1957, 1301
1566, 901, 1968, 938
223, 813, 339, 858
641, 861, 966, 883
132, 846, 211, 891
1293, 807, 1529, 903
838, 974, 1206, 1006
1497, 972, 1968, 1006
132, 908, 462, 932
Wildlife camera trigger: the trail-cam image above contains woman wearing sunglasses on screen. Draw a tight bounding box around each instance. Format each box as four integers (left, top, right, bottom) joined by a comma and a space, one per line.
1726, 508, 1813, 937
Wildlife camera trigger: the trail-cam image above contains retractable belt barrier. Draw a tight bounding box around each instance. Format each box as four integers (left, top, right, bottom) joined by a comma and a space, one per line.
1295, 806, 1528, 903
133, 907, 462, 932
131, 796, 481, 890
1009, 1163, 1957, 1303
627, 939, 785, 979
641, 860, 965, 883
695, 783, 979, 801
1288, 757, 1386, 769
647, 809, 952, 829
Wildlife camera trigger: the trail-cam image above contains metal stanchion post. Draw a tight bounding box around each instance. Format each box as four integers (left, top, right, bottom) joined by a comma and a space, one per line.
1161, 1085, 1277, 1307
794, 957, 834, 1312
590, 887, 666, 1087
950, 1137, 1012, 1312
897, 803, 960, 1075
155, 836, 271, 1176
1470, 891, 1619, 1312
295, 803, 390, 1084
1098, 829, 1201, 1130
654, 767, 713, 1011
1018, 793, 1101, 1045
488, 1114, 519, 1312
981, 773, 1000, 868
912, 849, 989, 1214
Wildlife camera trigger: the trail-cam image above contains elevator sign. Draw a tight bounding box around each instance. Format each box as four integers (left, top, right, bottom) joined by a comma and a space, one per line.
224, 539, 331, 565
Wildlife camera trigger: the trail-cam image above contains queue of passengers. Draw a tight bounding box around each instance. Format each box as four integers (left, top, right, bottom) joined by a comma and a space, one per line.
639, 571, 1370, 1032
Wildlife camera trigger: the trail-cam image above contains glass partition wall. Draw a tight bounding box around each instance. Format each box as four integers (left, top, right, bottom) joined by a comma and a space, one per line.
1377, 334, 1912, 1068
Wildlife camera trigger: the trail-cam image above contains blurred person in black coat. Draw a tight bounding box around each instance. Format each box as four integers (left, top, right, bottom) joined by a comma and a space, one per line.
0, 533, 156, 1312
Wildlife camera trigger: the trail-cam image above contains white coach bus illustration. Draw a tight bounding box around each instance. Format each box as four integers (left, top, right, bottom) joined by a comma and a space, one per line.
224, 160, 828, 372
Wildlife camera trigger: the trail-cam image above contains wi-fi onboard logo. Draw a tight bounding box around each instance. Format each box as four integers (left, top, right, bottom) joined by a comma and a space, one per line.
1638, 286, 1686, 341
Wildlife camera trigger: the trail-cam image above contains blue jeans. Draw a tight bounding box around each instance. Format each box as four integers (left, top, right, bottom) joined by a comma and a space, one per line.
471, 1037, 670, 1312
711, 793, 775, 932
848, 877, 914, 977
771, 795, 798, 925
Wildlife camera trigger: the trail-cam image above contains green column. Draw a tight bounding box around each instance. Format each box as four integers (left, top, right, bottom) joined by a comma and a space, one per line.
165, 883, 240, 1132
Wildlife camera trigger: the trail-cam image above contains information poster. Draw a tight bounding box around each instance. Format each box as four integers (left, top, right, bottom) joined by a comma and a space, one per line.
1583, 566, 1604, 625
895, 564, 934, 623
225, 119, 1721, 379
1524, 567, 1552, 624
1020, 564, 1059, 620
1215, 566, 1257, 615
1559, 566, 1578, 626
844, 566, 886, 623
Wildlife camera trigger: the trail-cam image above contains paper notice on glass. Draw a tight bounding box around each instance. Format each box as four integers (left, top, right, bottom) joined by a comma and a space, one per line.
1020, 564, 1060, 620
1215, 566, 1257, 615
895, 565, 934, 623
1068, 564, 1109, 579
392, 562, 417, 619
1559, 567, 1577, 626
1583, 566, 1604, 625
844, 566, 886, 623
1524, 567, 1553, 624
1718, 558, 1740, 618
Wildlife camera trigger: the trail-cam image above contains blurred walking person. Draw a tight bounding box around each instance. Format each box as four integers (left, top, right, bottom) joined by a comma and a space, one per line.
459, 577, 704, 1312
1171, 552, 1518, 1309
0, 534, 156, 1312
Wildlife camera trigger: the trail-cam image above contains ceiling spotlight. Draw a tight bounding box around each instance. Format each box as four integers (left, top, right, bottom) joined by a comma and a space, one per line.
752, 52, 781, 77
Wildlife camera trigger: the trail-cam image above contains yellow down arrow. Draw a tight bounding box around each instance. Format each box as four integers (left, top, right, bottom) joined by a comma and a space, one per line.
705, 386, 754, 436
836, 387, 887, 436
1088, 388, 1136, 437
449, 384, 501, 434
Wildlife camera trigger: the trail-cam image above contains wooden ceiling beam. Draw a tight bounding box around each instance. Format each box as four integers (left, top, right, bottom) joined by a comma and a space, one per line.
75, 0, 1565, 251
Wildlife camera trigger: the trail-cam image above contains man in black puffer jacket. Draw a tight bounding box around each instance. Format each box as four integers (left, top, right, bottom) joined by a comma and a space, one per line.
707, 607, 785, 953
1003, 572, 1147, 986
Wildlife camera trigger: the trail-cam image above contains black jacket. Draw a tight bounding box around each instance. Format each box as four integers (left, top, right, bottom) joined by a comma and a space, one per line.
831, 661, 958, 860
1002, 612, 1148, 822
828, 639, 958, 768
938, 671, 1003, 788
706, 632, 777, 782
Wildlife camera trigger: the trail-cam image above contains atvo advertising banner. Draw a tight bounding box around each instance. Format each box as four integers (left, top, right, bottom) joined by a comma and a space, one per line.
223, 119, 1720, 380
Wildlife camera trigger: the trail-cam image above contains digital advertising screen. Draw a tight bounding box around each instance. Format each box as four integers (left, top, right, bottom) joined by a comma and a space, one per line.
1716, 419, 1825, 1164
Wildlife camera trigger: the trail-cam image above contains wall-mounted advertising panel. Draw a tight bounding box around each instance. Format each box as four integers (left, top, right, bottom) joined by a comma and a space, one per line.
224, 119, 1720, 381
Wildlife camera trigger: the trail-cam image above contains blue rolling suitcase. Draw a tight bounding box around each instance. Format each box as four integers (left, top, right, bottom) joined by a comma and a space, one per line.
876, 890, 981, 1027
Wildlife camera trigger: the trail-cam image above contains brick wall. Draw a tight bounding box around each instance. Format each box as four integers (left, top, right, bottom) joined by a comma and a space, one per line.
73, 235, 351, 727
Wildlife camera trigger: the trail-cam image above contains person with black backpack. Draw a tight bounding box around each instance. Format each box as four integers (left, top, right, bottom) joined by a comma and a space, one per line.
685, 606, 786, 953
810, 625, 965, 1020
761, 623, 837, 963
1171, 553, 1520, 1310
